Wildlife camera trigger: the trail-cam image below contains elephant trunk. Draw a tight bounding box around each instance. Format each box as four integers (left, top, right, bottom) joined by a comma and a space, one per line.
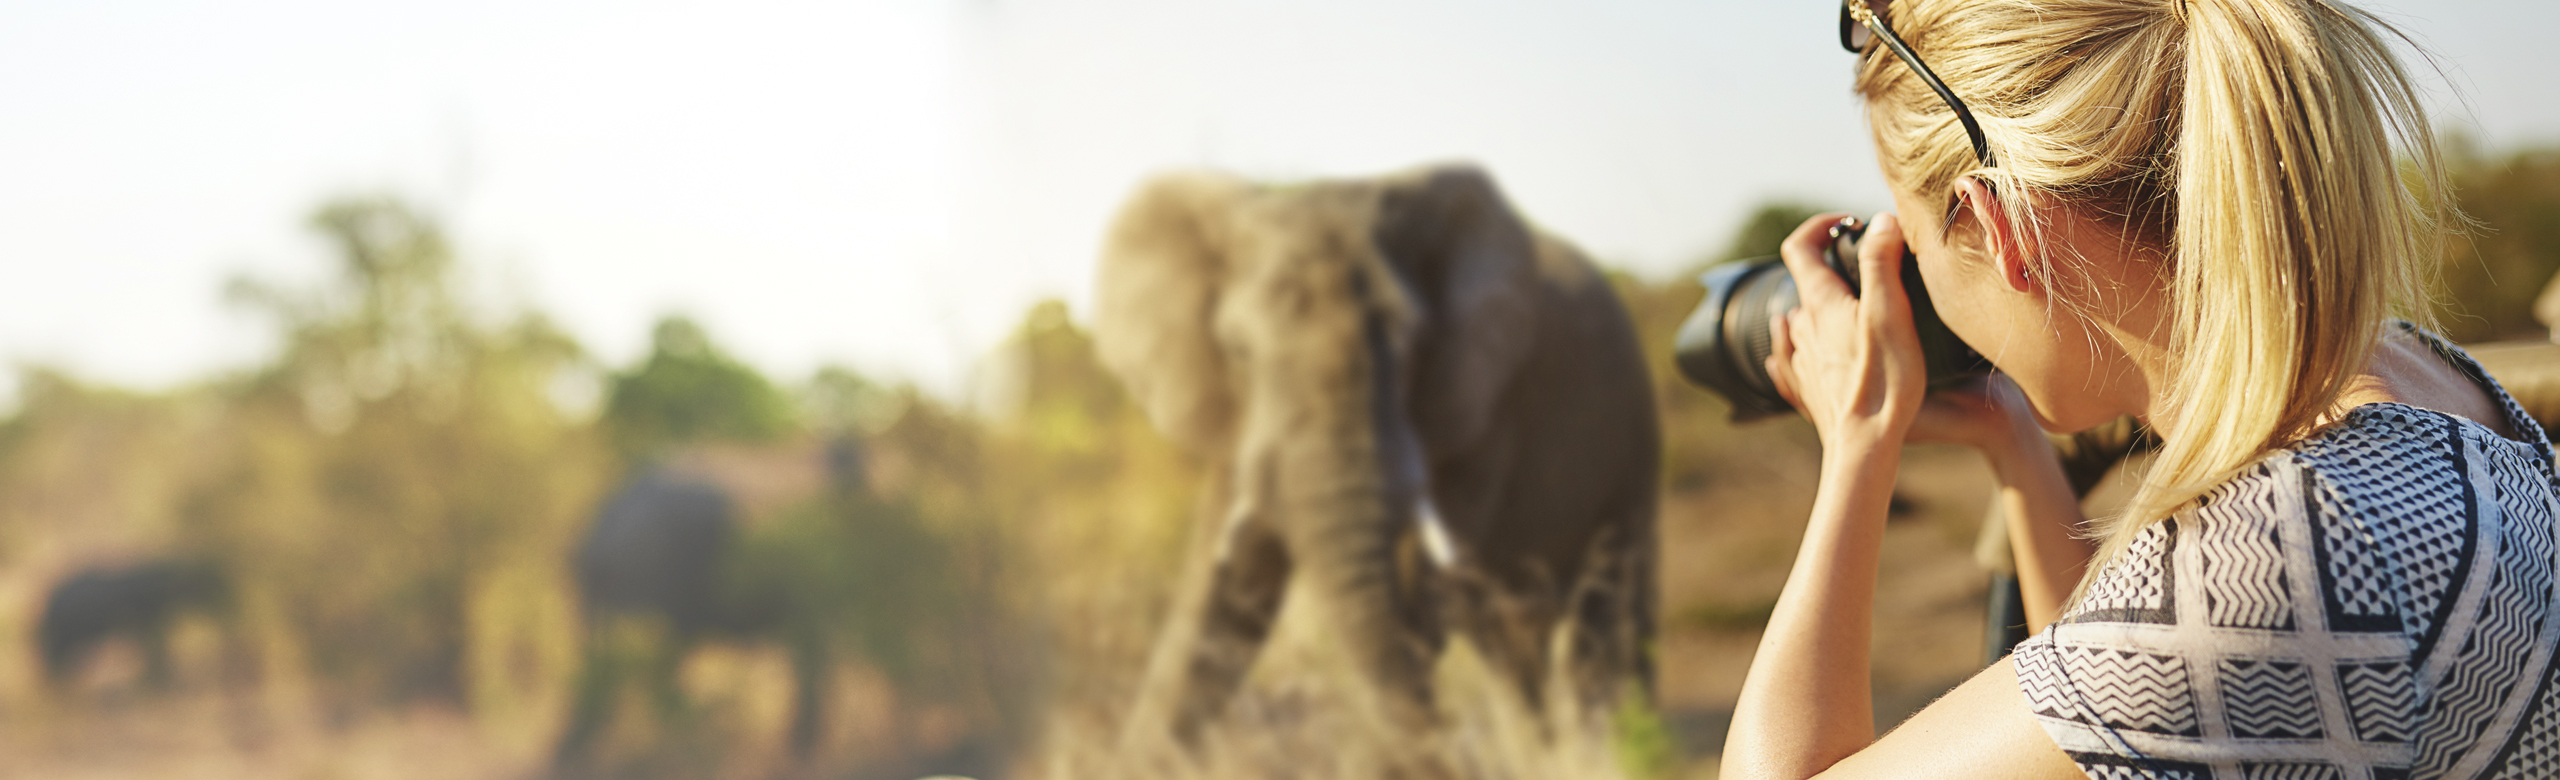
1273, 313, 1438, 732
1280, 443, 1436, 731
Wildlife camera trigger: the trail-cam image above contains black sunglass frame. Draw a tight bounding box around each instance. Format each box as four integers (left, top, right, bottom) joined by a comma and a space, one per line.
1841, 0, 1998, 231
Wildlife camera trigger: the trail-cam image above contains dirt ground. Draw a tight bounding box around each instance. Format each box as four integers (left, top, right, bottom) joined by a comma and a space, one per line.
1654, 439, 2002, 767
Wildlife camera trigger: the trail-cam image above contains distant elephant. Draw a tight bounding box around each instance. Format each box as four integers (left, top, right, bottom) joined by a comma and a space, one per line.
1094, 163, 1660, 742
37, 558, 227, 689
553, 468, 827, 767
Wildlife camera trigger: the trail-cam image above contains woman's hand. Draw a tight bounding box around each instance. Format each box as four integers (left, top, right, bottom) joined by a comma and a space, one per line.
1907, 373, 2047, 464
1766, 211, 1930, 453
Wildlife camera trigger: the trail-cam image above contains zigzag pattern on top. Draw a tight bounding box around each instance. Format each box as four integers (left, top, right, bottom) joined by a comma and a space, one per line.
2415, 487, 2556, 774
2488, 444, 2558, 589
2221, 659, 2323, 739
2016, 640, 2080, 724
2196, 477, 2296, 630
2339, 661, 2417, 744
2061, 645, 2199, 736
2484, 657, 2560, 779
2477, 445, 2560, 780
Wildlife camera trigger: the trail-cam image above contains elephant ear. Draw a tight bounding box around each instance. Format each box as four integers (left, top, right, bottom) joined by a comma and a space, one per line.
1093, 171, 1249, 456
1372, 164, 1543, 458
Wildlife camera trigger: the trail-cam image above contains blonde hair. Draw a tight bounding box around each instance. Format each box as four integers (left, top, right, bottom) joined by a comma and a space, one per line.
1854, 0, 2455, 570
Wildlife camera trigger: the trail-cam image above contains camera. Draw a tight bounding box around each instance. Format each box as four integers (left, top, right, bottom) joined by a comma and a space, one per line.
1673, 217, 1989, 421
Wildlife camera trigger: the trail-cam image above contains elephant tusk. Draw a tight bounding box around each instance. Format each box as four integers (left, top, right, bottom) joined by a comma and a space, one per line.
1415, 497, 1459, 569
1213, 496, 1255, 564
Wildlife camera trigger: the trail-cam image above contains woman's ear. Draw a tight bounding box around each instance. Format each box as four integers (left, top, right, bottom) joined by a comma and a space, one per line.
1954, 176, 2039, 294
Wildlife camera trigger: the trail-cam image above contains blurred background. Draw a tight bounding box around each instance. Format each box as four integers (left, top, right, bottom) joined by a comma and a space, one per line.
0, 1, 2554, 779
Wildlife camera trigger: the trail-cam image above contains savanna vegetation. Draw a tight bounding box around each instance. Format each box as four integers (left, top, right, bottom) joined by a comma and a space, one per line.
0, 144, 2552, 780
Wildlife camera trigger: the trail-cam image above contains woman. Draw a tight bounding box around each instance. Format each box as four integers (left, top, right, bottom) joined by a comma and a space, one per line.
1722, 1, 2560, 778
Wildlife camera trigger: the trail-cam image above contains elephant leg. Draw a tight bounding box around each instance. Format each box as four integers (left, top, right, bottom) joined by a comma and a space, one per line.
1391, 527, 1449, 689
140, 620, 175, 690
1561, 523, 1655, 718
1159, 521, 1293, 744
786, 629, 829, 759
1454, 573, 1555, 716
646, 628, 693, 726
553, 625, 624, 767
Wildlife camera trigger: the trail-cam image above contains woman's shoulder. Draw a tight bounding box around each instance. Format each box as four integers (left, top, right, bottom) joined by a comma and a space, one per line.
2283, 401, 2554, 566
2015, 401, 2560, 778
2103, 403, 2550, 643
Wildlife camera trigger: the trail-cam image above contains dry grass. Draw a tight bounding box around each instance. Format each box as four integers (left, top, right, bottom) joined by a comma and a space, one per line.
1027, 579, 1649, 780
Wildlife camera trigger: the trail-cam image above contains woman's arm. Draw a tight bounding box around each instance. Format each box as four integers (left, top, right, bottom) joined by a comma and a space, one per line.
1723, 212, 1926, 778
1720, 434, 1902, 778
1723, 213, 2085, 780
1906, 376, 2094, 629
1818, 657, 2089, 780
1994, 436, 2093, 631
1945, 382, 2094, 631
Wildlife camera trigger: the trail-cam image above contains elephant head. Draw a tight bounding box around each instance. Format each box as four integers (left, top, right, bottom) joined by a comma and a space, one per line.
1095, 163, 1543, 541
1095, 163, 1624, 744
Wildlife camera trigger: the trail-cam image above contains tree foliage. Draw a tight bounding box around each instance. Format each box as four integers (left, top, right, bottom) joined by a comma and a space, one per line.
1704, 201, 1825, 268
603, 315, 796, 462
188, 195, 608, 706
2435, 144, 2560, 342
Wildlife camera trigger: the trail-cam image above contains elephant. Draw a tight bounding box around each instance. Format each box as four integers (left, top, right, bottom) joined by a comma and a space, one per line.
1976, 337, 2560, 662
553, 467, 828, 768
36, 558, 227, 689
1093, 163, 1661, 743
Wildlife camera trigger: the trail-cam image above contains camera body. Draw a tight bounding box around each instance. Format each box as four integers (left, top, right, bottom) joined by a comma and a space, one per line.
1673, 218, 1988, 421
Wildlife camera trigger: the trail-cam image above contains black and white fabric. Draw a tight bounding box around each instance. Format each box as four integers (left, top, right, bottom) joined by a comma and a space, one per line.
2013, 330, 2560, 780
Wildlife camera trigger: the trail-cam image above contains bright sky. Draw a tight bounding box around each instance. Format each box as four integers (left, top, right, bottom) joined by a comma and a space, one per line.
1, 0, 2550, 399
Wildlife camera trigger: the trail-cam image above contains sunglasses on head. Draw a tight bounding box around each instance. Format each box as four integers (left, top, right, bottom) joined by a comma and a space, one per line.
1840, 0, 1997, 230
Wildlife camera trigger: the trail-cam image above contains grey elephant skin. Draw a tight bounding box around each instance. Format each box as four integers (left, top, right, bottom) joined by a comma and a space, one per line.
1094, 163, 1661, 742
553, 469, 826, 768
37, 558, 227, 689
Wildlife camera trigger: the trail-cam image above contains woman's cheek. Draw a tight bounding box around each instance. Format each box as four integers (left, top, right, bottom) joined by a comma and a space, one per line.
1917, 253, 2000, 361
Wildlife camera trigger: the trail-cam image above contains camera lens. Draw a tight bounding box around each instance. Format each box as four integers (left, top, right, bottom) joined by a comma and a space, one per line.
1672, 219, 1989, 422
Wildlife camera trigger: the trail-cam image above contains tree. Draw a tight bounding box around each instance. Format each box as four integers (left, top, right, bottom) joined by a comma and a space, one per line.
2435, 145, 2560, 342
192, 195, 605, 709
601, 315, 795, 462
1705, 201, 1826, 268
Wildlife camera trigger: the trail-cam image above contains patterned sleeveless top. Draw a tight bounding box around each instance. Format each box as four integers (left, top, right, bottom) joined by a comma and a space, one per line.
2012, 333, 2560, 780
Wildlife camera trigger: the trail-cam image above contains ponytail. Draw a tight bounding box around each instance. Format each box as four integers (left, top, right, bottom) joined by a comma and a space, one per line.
2130, 0, 2450, 537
